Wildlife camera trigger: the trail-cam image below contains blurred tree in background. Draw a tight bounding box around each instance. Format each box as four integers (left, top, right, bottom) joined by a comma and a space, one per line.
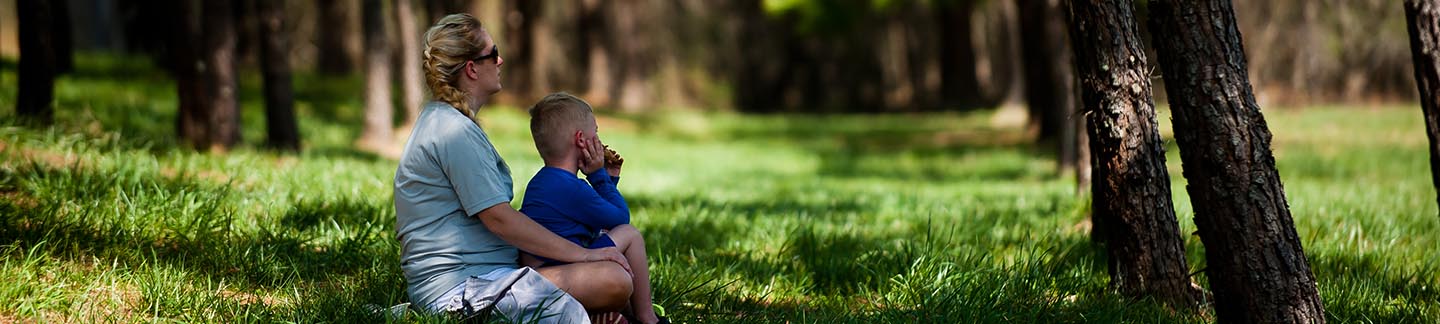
0, 0, 1419, 151
15, 0, 72, 125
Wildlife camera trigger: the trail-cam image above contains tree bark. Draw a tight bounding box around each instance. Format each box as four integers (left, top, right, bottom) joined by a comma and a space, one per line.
173, 0, 207, 149
50, 0, 73, 74
579, 0, 612, 107
938, 1, 982, 110
16, 0, 60, 125
1065, 0, 1201, 308
1148, 0, 1326, 322
504, 0, 540, 102
202, 0, 242, 151
426, 0, 469, 25
1016, 0, 1080, 176
396, 0, 425, 127
1405, 0, 1440, 218
173, 0, 241, 151
358, 0, 395, 153
316, 0, 360, 75
256, 0, 301, 151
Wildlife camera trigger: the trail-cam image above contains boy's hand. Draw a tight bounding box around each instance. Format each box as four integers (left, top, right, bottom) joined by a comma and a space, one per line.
603, 145, 623, 177
579, 136, 606, 174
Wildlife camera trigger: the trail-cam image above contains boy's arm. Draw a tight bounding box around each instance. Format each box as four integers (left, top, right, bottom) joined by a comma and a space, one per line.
578, 168, 630, 228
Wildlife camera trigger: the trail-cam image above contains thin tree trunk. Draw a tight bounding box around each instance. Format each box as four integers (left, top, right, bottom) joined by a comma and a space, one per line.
50, 0, 72, 74
16, 0, 59, 125
1016, 0, 1079, 174
396, 0, 424, 127
1075, 117, 1091, 193
317, 0, 359, 75
202, 0, 241, 151
939, 1, 981, 110
256, 0, 301, 151
1148, 0, 1326, 322
505, 0, 540, 103
580, 0, 612, 107
1405, 0, 1440, 218
359, 0, 394, 153
1066, 0, 1201, 308
173, 0, 208, 149
426, 0, 468, 25
173, 0, 241, 151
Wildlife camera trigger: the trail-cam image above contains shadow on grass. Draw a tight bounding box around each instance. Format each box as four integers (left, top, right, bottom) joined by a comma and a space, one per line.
690, 110, 1060, 184
645, 223, 1169, 322
814, 143, 1054, 183
0, 162, 396, 289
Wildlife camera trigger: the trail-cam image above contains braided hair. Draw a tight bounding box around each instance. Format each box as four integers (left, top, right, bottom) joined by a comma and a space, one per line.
421, 14, 486, 122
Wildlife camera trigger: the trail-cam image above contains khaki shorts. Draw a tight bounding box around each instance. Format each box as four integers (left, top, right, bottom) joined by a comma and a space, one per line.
432, 267, 590, 323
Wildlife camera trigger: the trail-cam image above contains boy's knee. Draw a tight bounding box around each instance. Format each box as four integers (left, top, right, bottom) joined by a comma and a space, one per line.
609, 224, 644, 243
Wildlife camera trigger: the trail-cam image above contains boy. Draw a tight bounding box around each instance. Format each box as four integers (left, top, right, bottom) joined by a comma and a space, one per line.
520, 92, 663, 324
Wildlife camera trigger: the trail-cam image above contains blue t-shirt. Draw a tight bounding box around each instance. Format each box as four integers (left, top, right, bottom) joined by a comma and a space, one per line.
394, 102, 517, 308
519, 166, 630, 263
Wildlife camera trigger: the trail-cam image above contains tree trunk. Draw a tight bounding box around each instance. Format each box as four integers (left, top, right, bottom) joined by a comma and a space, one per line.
938, 1, 982, 110
202, 0, 241, 151
426, 0, 469, 25
256, 0, 301, 151
976, 0, 1026, 108
1148, 0, 1326, 322
173, 0, 208, 149
1066, 0, 1201, 308
396, 0, 424, 126
316, 0, 360, 75
504, 0, 540, 103
1075, 117, 1091, 193
358, 0, 394, 153
16, 0, 60, 125
1405, 0, 1440, 218
579, 0, 612, 107
173, 0, 241, 151
50, 0, 73, 74
1016, 0, 1079, 175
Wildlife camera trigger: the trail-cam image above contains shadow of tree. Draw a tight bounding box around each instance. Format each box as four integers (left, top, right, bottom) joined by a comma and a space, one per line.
0, 162, 397, 289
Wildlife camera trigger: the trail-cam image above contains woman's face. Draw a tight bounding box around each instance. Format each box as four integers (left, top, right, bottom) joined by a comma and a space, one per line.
467, 29, 504, 98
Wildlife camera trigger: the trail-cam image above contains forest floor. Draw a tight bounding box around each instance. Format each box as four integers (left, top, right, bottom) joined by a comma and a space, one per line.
0, 54, 1436, 322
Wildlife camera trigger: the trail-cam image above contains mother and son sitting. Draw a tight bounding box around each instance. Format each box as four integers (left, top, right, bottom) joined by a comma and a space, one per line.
394, 14, 663, 324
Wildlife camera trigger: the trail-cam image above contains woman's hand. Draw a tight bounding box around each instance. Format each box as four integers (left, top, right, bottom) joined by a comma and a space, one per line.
578, 135, 606, 174
580, 247, 631, 274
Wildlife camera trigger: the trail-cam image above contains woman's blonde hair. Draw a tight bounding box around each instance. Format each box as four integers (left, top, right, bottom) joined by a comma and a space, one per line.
422, 14, 486, 120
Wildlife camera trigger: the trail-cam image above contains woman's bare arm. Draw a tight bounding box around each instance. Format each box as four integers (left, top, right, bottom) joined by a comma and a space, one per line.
475, 202, 630, 273
476, 202, 635, 310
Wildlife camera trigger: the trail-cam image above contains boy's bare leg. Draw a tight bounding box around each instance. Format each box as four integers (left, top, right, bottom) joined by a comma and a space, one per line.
608, 224, 659, 324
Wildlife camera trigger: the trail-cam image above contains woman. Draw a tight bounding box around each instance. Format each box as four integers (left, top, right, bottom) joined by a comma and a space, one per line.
393, 13, 633, 321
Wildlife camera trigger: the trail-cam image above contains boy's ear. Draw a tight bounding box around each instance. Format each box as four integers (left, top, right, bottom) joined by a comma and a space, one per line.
573, 130, 584, 147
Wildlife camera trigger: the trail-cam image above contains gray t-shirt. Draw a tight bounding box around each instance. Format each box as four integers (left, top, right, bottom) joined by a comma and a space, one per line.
395, 101, 517, 308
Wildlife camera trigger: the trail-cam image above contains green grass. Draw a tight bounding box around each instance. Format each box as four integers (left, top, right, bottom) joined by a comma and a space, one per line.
1, 54, 1437, 322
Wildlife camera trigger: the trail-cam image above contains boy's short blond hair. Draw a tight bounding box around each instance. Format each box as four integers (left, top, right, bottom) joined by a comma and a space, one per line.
529, 92, 596, 162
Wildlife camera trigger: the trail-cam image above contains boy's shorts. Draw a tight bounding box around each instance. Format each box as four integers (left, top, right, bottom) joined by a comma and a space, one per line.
430, 267, 590, 323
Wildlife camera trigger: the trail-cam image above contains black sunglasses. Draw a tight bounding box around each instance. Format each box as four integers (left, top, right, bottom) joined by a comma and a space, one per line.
472, 45, 500, 63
